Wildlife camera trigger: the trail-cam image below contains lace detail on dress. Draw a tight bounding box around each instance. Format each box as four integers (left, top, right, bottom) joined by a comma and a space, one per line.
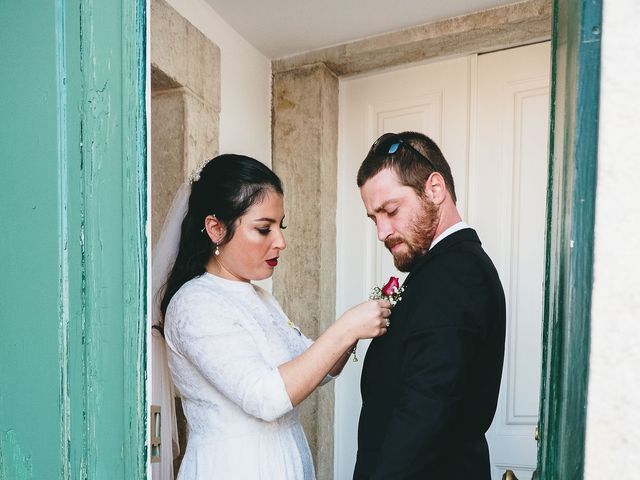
164, 273, 317, 479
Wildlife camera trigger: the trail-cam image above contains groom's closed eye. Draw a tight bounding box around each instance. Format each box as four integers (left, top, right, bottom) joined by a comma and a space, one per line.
367, 207, 399, 224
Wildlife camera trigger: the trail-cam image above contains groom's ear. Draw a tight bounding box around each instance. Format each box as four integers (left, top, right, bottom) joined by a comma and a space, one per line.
424, 172, 447, 205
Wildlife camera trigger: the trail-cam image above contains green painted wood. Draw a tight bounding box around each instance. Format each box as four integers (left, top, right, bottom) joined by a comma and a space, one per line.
0, 1, 146, 479
0, 2, 65, 478
122, 1, 148, 477
538, 0, 602, 478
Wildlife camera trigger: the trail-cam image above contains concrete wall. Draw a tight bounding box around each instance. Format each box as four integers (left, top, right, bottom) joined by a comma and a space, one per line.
585, 0, 640, 476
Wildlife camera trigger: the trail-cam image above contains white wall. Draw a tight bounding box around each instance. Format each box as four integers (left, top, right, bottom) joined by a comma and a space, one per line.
585, 0, 640, 476
165, 0, 271, 165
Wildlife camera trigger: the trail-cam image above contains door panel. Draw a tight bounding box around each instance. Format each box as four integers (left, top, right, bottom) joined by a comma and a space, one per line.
476, 43, 550, 480
336, 43, 550, 479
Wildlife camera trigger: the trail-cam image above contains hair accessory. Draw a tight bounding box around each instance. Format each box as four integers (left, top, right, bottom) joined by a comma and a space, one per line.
188, 158, 209, 184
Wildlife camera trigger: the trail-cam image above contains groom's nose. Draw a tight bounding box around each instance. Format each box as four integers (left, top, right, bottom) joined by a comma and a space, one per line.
376, 219, 393, 242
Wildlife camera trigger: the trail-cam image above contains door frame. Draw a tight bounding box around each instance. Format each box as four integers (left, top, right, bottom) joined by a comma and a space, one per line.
63, 0, 147, 477
537, 0, 602, 477
69, 0, 148, 476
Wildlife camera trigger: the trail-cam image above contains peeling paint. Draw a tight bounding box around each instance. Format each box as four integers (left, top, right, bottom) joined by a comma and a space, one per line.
0, 431, 34, 480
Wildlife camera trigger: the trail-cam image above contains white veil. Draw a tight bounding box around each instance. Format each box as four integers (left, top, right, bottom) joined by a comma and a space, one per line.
151, 182, 191, 479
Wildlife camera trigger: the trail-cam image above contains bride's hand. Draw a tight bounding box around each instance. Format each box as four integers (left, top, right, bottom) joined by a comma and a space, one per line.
336, 299, 391, 342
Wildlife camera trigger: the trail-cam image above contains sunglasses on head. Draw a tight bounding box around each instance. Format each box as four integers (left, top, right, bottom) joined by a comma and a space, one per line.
371, 133, 438, 173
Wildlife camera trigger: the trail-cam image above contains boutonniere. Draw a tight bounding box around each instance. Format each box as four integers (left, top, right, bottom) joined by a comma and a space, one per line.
369, 276, 405, 307
350, 277, 406, 362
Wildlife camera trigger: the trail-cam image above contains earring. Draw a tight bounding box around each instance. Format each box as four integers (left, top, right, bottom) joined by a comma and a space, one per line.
201, 214, 216, 234
214, 242, 220, 256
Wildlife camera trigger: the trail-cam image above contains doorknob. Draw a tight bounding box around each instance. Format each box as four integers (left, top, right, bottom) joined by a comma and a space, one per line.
502, 470, 518, 480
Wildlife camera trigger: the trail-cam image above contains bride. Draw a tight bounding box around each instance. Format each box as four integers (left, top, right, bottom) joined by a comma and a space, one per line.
155, 154, 390, 479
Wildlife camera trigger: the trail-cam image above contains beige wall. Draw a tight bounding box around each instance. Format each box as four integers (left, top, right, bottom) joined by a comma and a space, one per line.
585, 0, 640, 476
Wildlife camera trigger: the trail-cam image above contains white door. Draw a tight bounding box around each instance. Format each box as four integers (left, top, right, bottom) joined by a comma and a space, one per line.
476, 44, 550, 480
335, 42, 550, 480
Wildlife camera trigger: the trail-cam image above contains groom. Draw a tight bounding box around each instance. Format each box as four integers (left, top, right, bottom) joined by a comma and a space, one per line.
353, 132, 506, 479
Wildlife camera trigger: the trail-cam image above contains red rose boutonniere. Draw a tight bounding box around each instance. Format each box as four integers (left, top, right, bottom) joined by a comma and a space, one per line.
370, 276, 405, 307
350, 277, 406, 362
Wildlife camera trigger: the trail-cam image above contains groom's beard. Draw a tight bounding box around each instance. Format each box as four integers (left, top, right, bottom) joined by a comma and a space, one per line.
385, 197, 439, 272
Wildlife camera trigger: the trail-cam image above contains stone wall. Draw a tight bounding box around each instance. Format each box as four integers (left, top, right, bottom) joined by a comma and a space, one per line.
272, 64, 339, 478
150, 0, 220, 245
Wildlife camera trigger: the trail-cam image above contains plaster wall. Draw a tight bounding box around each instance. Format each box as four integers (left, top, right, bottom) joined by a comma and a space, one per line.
164, 0, 271, 162
585, 0, 640, 476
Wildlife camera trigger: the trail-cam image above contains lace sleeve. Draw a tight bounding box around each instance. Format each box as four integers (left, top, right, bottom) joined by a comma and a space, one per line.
165, 288, 293, 422
257, 287, 336, 386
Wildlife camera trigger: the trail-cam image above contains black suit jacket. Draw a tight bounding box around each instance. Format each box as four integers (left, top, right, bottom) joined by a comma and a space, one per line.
354, 228, 506, 480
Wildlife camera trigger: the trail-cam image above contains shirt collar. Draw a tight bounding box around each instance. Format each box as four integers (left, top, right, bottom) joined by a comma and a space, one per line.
429, 221, 469, 250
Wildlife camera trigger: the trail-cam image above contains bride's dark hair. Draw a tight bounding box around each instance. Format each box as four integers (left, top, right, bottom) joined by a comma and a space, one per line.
159, 154, 284, 323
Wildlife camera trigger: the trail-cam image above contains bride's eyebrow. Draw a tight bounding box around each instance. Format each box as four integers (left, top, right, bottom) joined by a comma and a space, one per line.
252, 215, 286, 223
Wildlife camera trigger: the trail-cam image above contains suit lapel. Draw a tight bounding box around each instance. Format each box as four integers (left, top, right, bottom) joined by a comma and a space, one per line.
362, 229, 481, 391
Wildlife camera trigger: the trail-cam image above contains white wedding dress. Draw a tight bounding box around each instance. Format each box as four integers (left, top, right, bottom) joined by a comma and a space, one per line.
164, 272, 321, 479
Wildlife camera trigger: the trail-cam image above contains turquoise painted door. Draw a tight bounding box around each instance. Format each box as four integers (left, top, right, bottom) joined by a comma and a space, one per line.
537, 0, 602, 478
0, 1, 146, 479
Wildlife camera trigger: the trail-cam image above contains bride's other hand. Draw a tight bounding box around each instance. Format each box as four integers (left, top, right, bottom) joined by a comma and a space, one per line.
337, 299, 391, 341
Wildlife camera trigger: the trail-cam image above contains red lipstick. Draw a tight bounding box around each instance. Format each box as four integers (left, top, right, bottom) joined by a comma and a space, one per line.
266, 258, 278, 267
